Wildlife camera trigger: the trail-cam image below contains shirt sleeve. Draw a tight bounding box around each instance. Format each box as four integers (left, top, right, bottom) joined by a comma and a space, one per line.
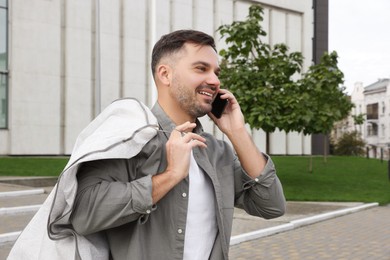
70, 158, 155, 235
235, 154, 286, 219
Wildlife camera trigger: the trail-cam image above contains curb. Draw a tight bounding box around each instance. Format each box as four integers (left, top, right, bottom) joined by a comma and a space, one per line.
289, 202, 378, 228
0, 189, 45, 198
230, 202, 379, 245
0, 177, 57, 188
0, 204, 41, 215
0, 202, 380, 246
0, 231, 21, 245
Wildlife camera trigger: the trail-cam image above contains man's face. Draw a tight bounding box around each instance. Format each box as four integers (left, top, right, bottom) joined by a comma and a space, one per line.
169, 43, 221, 118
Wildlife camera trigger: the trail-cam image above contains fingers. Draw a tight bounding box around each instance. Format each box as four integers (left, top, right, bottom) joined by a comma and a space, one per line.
175, 121, 196, 133
217, 90, 237, 105
164, 122, 206, 180
169, 122, 207, 148
182, 133, 207, 148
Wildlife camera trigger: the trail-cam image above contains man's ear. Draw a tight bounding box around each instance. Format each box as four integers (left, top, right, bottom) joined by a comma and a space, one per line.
156, 64, 171, 86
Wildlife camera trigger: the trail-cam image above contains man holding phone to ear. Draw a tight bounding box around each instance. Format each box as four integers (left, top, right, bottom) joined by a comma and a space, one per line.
70, 30, 286, 260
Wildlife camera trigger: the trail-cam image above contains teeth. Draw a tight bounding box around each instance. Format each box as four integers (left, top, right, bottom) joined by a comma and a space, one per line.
199, 91, 212, 97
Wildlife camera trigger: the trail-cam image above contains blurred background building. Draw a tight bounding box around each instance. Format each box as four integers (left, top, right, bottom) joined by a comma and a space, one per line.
0, 0, 328, 155
333, 79, 390, 159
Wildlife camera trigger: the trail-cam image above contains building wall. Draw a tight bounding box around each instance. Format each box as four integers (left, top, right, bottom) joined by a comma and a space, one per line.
351, 82, 366, 136
0, 0, 314, 155
335, 80, 390, 159
363, 81, 390, 152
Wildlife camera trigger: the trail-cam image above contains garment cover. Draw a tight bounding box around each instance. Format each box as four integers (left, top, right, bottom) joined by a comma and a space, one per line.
8, 98, 158, 260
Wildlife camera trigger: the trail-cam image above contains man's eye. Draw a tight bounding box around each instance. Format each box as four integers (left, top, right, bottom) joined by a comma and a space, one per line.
196, 67, 206, 72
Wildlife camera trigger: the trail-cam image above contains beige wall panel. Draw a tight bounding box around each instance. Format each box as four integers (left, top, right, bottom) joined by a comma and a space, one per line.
269, 129, 287, 155
9, 0, 62, 154
269, 9, 286, 45
171, 0, 193, 31
3, 0, 313, 155
99, 0, 121, 108
123, 0, 148, 104
11, 74, 61, 154
287, 13, 302, 53
64, 77, 93, 153
193, 0, 214, 34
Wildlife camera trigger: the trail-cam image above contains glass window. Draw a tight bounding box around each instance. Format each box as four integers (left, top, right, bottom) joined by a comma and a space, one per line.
366, 103, 378, 120
0, 1, 7, 128
0, 73, 6, 128
0, 7, 6, 71
0, 0, 7, 8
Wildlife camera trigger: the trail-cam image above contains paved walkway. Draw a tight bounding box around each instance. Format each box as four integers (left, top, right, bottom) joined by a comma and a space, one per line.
229, 205, 390, 259
0, 178, 389, 259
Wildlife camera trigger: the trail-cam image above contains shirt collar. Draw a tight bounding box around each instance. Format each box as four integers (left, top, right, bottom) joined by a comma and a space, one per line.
151, 102, 204, 135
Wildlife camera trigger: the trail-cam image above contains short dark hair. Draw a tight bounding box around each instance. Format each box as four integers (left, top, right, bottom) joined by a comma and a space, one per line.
151, 30, 216, 77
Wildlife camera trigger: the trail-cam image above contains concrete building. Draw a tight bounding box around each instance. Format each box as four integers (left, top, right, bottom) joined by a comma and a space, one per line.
361, 79, 390, 158
334, 79, 390, 158
0, 0, 318, 155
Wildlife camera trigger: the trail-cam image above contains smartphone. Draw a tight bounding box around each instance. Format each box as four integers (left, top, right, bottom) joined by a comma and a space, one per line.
211, 93, 228, 118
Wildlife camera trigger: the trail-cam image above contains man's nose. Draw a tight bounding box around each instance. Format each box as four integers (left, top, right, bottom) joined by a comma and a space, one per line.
206, 72, 220, 87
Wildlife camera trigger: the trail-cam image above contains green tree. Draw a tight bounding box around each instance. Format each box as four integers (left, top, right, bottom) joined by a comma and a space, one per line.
352, 113, 365, 131
298, 52, 353, 136
217, 5, 304, 152
297, 51, 353, 163
217, 4, 353, 159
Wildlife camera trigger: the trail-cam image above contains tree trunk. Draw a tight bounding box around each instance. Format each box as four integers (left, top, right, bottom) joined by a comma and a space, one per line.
309, 155, 313, 173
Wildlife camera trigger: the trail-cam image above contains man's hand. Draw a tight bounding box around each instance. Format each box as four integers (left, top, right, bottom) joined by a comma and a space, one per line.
165, 122, 207, 181
152, 122, 207, 204
208, 90, 246, 137
208, 90, 266, 179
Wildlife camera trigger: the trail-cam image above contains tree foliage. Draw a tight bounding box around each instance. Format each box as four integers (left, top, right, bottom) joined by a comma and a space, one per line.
217, 5, 353, 136
297, 51, 353, 135
352, 113, 365, 126
217, 5, 304, 133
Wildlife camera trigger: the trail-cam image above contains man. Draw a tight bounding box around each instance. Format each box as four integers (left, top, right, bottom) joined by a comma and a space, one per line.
70, 30, 286, 259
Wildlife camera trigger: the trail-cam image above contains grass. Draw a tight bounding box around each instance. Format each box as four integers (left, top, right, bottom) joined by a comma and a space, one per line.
273, 156, 390, 205
0, 155, 389, 205
0, 157, 69, 176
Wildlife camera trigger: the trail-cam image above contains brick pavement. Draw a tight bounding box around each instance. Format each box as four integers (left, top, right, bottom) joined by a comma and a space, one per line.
229, 205, 390, 260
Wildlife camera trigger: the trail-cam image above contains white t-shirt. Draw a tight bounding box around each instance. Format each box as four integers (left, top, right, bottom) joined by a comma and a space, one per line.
183, 151, 217, 259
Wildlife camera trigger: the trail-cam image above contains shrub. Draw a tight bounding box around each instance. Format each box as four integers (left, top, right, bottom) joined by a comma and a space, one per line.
333, 131, 366, 156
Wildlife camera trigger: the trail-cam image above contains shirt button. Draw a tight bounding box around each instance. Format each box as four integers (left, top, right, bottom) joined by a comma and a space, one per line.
182, 192, 187, 198
146, 209, 151, 214
255, 178, 259, 182
177, 228, 183, 234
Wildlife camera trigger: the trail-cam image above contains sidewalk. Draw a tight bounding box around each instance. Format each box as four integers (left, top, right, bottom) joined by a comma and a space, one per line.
230, 201, 378, 244
0, 177, 384, 259
229, 205, 390, 259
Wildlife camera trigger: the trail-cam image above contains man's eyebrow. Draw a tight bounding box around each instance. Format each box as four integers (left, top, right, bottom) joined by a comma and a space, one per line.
192, 61, 221, 72
191, 61, 210, 67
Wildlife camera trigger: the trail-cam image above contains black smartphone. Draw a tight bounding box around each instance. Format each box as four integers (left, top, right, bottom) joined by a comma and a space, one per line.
211, 93, 228, 118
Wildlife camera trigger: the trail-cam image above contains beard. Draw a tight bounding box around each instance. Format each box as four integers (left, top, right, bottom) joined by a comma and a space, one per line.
171, 76, 213, 118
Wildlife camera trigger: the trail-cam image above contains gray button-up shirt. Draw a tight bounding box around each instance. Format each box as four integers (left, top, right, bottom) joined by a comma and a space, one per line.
70, 103, 286, 260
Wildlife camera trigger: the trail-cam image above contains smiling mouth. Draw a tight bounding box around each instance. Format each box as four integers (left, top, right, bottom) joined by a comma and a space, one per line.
198, 91, 213, 97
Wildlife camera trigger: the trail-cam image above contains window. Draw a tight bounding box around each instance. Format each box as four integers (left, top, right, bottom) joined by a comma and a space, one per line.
381, 124, 385, 138
367, 123, 378, 136
366, 103, 378, 120
0, 0, 8, 128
